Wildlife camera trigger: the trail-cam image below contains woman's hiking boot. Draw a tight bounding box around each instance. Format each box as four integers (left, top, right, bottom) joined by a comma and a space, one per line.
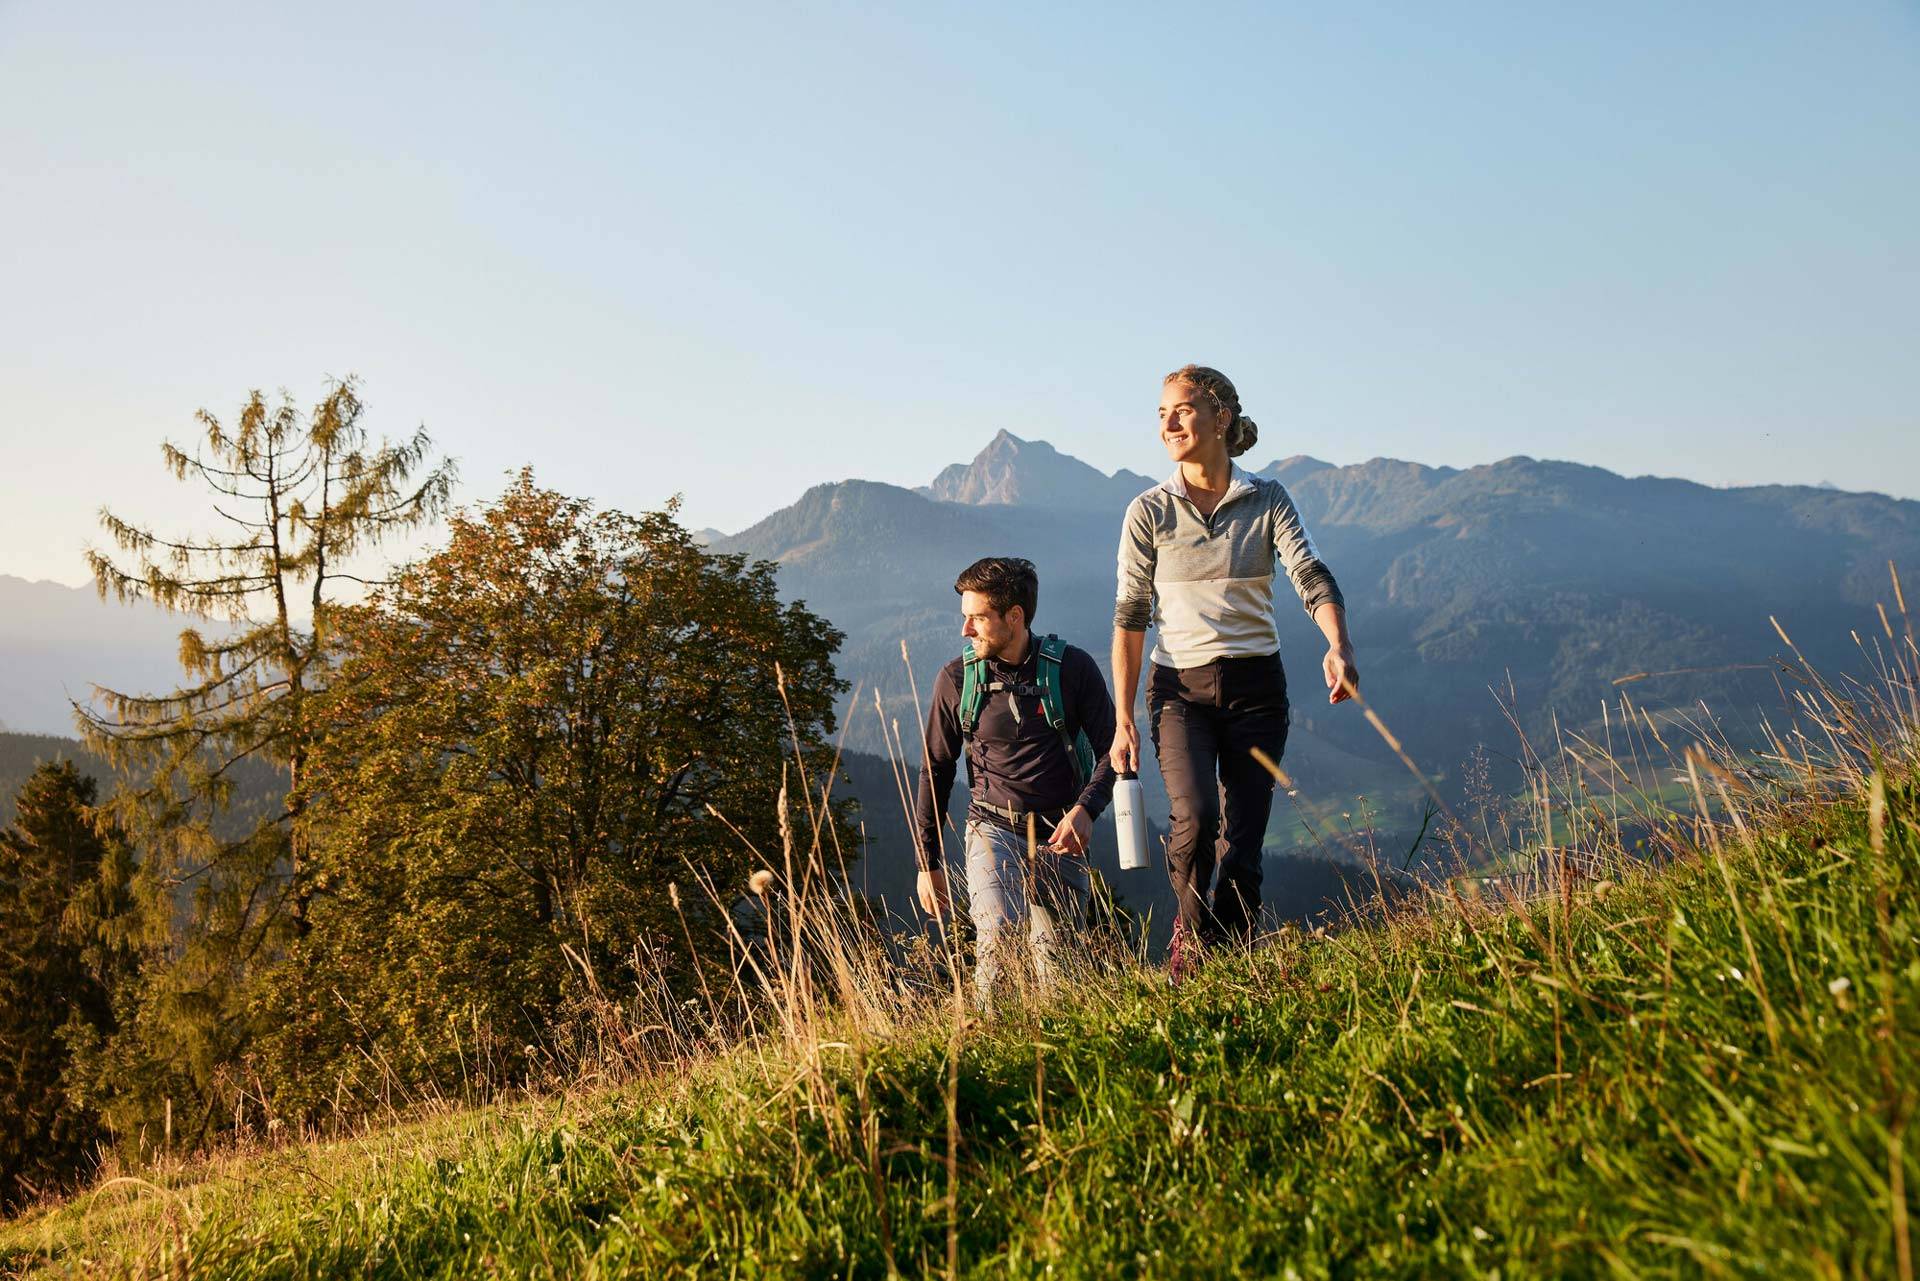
1168, 916, 1203, 986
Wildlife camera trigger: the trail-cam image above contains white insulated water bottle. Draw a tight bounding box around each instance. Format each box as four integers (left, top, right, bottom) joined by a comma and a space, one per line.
1113, 772, 1149, 871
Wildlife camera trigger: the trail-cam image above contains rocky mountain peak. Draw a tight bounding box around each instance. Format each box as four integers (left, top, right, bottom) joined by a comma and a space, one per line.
921, 432, 1154, 510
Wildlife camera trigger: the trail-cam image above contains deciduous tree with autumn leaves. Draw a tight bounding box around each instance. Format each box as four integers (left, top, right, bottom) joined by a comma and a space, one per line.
253, 472, 850, 1116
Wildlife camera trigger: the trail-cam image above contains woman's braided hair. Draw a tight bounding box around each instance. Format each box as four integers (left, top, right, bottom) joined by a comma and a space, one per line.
1164, 363, 1258, 458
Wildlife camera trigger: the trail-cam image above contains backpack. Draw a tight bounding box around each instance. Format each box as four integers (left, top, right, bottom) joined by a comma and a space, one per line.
957, 633, 1099, 789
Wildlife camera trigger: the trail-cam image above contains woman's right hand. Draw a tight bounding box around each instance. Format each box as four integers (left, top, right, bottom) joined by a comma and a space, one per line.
1110, 717, 1140, 774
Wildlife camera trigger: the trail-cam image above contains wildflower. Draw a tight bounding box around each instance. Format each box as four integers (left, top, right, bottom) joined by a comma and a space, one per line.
1828, 976, 1851, 996
749, 869, 775, 896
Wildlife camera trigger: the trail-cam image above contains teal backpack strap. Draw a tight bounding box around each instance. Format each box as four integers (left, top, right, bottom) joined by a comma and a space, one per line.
1035, 635, 1069, 730
1036, 636, 1098, 789
957, 647, 987, 736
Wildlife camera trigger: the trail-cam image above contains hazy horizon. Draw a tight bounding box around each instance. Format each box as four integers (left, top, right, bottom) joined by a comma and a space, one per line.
4, 429, 1911, 592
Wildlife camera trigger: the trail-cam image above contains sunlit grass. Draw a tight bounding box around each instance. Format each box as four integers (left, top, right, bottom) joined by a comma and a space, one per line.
5, 575, 1918, 1278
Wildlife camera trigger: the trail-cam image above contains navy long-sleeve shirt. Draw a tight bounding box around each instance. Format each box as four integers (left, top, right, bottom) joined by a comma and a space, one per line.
911, 638, 1119, 871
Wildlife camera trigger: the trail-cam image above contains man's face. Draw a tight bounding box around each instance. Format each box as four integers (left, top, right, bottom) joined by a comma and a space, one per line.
960, 590, 1025, 662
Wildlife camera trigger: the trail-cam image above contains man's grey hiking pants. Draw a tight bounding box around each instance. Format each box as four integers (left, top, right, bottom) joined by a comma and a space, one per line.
963, 818, 1089, 998
1148, 651, 1291, 947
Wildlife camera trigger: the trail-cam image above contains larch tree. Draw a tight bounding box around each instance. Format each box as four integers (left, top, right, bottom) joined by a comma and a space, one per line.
72, 379, 454, 1145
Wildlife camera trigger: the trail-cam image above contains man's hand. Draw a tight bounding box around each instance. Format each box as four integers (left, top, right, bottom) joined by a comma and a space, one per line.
916, 866, 950, 919
1110, 717, 1141, 774
1044, 805, 1093, 856
1323, 643, 1359, 705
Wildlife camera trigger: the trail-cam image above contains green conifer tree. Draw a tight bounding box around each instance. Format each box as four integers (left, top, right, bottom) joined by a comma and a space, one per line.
0, 761, 135, 1209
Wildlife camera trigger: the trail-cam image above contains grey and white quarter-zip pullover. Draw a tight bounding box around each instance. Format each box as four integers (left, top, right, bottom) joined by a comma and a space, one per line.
1115, 464, 1344, 669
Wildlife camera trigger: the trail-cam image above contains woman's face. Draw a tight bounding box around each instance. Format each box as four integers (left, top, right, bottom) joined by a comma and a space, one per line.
1158, 380, 1228, 463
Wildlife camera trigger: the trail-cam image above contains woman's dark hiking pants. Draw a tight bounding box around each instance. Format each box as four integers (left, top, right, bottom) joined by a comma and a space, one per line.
1148, 652, 1290, 947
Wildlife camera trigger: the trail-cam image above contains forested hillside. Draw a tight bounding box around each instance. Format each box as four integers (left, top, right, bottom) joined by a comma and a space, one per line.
0, 734, 111, 829
0, 732, 282, 834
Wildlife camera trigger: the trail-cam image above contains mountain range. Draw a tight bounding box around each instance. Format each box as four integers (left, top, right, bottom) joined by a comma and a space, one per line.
716, 430, 1920, 833
0, 575, 218, 737
5, 432, 1917, 920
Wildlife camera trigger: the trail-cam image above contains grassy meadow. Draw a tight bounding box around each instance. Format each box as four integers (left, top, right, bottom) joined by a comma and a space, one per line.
4, 611, 1918, 1279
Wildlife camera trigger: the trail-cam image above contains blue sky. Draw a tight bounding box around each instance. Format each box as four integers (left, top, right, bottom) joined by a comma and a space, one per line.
3, 1, 1916, 585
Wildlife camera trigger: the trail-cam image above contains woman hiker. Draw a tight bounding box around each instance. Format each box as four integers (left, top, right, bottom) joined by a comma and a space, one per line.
1109, 363, 1358, 980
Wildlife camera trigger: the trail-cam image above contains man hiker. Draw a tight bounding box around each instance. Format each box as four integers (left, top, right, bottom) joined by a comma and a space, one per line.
913, 557, 1120, 997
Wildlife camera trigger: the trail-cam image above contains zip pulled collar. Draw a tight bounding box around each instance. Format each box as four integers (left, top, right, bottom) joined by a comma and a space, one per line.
1159, 461, 1255, 513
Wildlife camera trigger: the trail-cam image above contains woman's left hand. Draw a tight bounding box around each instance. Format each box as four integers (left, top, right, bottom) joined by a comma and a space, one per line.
1323, 644, 1359, 705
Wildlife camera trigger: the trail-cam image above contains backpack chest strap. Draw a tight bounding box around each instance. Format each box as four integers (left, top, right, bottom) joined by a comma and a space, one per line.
959, 635, 1072, 736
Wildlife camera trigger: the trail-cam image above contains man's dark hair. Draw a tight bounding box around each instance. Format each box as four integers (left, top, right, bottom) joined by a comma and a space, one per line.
955, 557, 1039, 625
